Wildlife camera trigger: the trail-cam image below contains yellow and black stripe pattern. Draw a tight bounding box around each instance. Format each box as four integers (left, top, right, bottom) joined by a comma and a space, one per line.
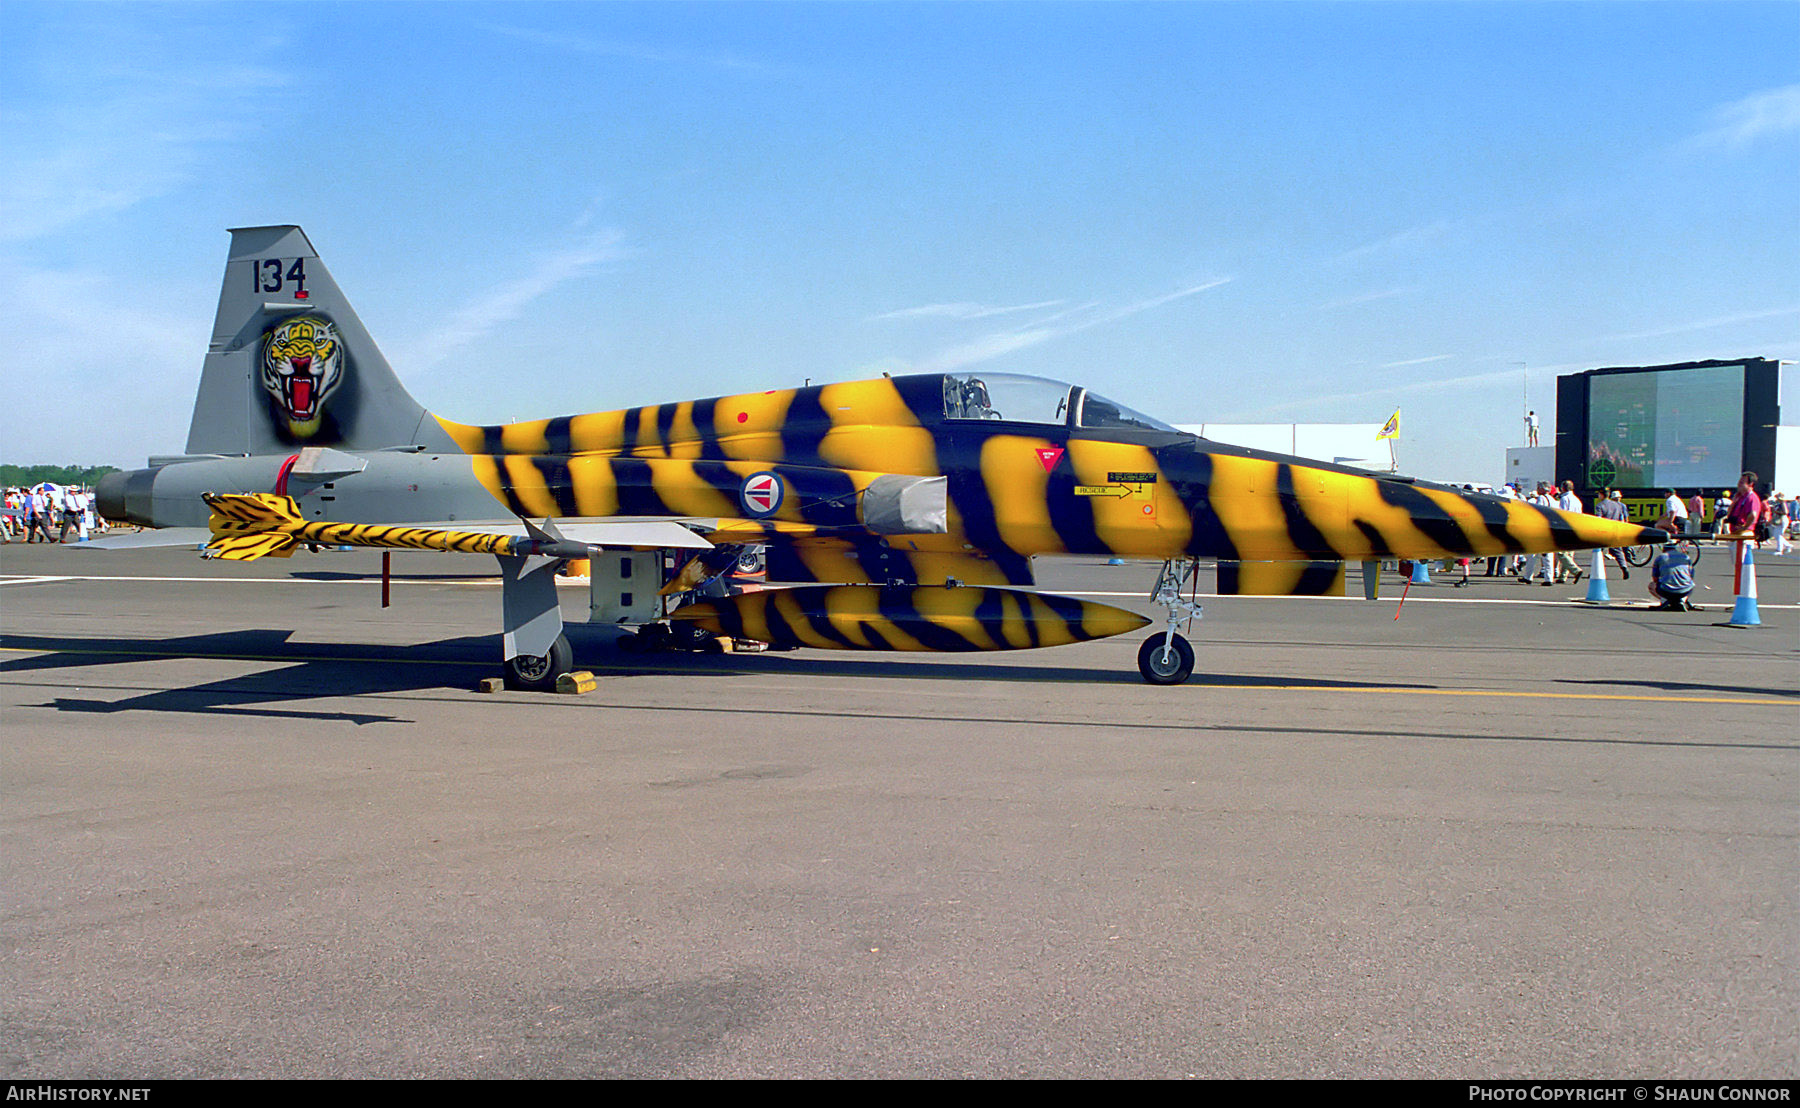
436, 377, 941, 478
431, 373, 1664, 575
1216, 559, 1349, 597
203, 492, 519, 561
671, 585, 1151, 651
1153, 451, 1661, 562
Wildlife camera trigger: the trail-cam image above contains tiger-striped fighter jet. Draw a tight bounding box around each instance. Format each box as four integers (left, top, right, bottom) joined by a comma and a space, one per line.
94, 226, 1665, 686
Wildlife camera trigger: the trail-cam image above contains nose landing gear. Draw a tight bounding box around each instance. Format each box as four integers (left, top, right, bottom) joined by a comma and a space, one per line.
1139, 558, 1202, 685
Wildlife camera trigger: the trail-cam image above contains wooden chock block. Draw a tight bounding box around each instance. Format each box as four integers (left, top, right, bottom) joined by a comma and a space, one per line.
556, 670, 598, 694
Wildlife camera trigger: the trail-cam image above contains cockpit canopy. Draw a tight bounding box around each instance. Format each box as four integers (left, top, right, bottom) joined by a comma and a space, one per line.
940, 373, 1175, 433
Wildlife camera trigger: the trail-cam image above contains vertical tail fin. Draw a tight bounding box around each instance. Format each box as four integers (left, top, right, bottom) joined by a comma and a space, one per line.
184, 225, 455, 456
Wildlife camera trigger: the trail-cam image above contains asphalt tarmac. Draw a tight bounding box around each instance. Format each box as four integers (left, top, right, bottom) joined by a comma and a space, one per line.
2, 540, 1795, 1078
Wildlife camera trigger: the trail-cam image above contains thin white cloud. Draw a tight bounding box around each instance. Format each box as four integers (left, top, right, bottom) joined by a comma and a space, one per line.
1598, 305, 1800, 344
477, 22, 798, 79
1231, 362, 1581, 423
0, 257, 205, 464
911, 279, 1233, 374
395, 229, 629, 372
1381, 354, 1455, 369
870, 299, 1069, 323
0, 18, 287, 242
915, 329, 1060, 374
571, 193, 612, 230
1089, 280, 1233, 325
1321, 287, 1414, 311
1329, 220, 1458, 265
1689, 84, 1800, 149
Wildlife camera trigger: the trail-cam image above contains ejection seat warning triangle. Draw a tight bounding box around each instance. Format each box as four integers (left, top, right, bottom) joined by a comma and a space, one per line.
1035, 447, 1064, 472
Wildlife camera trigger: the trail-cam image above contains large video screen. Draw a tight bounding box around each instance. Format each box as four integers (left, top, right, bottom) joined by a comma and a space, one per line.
1586, 364, 1745, 489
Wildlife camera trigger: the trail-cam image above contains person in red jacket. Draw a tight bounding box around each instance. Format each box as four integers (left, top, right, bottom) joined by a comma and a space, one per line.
1726, 472, 1763, 540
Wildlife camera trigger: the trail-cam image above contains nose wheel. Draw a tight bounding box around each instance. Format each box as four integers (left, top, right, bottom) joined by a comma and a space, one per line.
1139, 557, 1203, 685
1137, 632, 1195, 684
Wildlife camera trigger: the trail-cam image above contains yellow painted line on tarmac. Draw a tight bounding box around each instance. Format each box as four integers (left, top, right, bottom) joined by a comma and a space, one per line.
1210, 684, 1792, 707
1067, 590, 1799, 610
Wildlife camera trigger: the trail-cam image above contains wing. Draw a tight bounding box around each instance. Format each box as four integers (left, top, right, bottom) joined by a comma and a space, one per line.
409, 518, 712, 550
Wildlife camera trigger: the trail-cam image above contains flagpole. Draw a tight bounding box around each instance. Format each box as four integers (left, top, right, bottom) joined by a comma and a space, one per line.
1378, 409, 1401, 472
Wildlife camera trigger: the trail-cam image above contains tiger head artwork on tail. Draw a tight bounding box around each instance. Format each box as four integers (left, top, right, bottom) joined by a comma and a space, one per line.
260, 315, 346, 441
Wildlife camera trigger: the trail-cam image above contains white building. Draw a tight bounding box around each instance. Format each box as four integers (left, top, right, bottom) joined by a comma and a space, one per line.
1504, 446, 1554, 491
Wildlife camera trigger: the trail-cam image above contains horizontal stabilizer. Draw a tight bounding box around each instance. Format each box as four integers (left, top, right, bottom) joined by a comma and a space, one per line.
70, 528, 212, 551
411, 518, 711, 550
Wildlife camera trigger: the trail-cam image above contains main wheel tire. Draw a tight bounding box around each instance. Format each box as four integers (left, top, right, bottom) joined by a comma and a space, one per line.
669, 619, 714, 652
504, 633, 574, 691
1137, 632, 1195, 685
626, 623, 673, 653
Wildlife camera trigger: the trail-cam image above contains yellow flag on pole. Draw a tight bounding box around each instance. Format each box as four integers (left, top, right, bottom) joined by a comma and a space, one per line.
1377, 410, 1400, 440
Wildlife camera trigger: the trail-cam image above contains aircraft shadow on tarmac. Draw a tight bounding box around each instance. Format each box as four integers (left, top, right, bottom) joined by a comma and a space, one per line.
0, 628, 502, 726
1557, 676, 1800, 700
610, 646, 1433, 690
1, 627, 1426, 724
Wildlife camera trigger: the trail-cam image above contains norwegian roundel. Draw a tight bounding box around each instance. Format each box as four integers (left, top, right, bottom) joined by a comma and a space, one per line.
739, 471, 784, 518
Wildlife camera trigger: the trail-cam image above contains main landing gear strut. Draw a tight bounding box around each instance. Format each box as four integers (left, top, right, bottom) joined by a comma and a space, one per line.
1138, 557, 1202, 685
498, 551, 577, 691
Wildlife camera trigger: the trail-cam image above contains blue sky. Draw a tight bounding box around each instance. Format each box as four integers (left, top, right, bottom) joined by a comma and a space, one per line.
3, 1, 1796, 483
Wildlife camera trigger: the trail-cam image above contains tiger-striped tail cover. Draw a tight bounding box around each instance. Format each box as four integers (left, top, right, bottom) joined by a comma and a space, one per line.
202, 493, 519, 561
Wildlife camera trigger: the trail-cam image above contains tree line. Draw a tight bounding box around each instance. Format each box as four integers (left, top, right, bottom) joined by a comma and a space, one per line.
0, 464, 120, 488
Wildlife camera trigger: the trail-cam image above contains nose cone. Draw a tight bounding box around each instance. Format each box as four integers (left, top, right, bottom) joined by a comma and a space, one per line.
1543, 506, 1676, 553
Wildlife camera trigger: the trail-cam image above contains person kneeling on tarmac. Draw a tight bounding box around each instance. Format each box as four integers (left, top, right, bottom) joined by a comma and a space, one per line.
1648, 525, 1696, 611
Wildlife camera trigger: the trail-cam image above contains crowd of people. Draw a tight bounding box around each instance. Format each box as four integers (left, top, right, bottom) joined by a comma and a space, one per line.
1666, 472, 1791, 553
1652, 480, 1792, 548
1462, 479, 1601, 586
1455, 472, 1792, 610
1, 485, 110, 544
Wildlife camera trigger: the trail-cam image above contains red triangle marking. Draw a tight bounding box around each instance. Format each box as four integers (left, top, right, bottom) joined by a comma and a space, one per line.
1035, 447, 1065, 472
